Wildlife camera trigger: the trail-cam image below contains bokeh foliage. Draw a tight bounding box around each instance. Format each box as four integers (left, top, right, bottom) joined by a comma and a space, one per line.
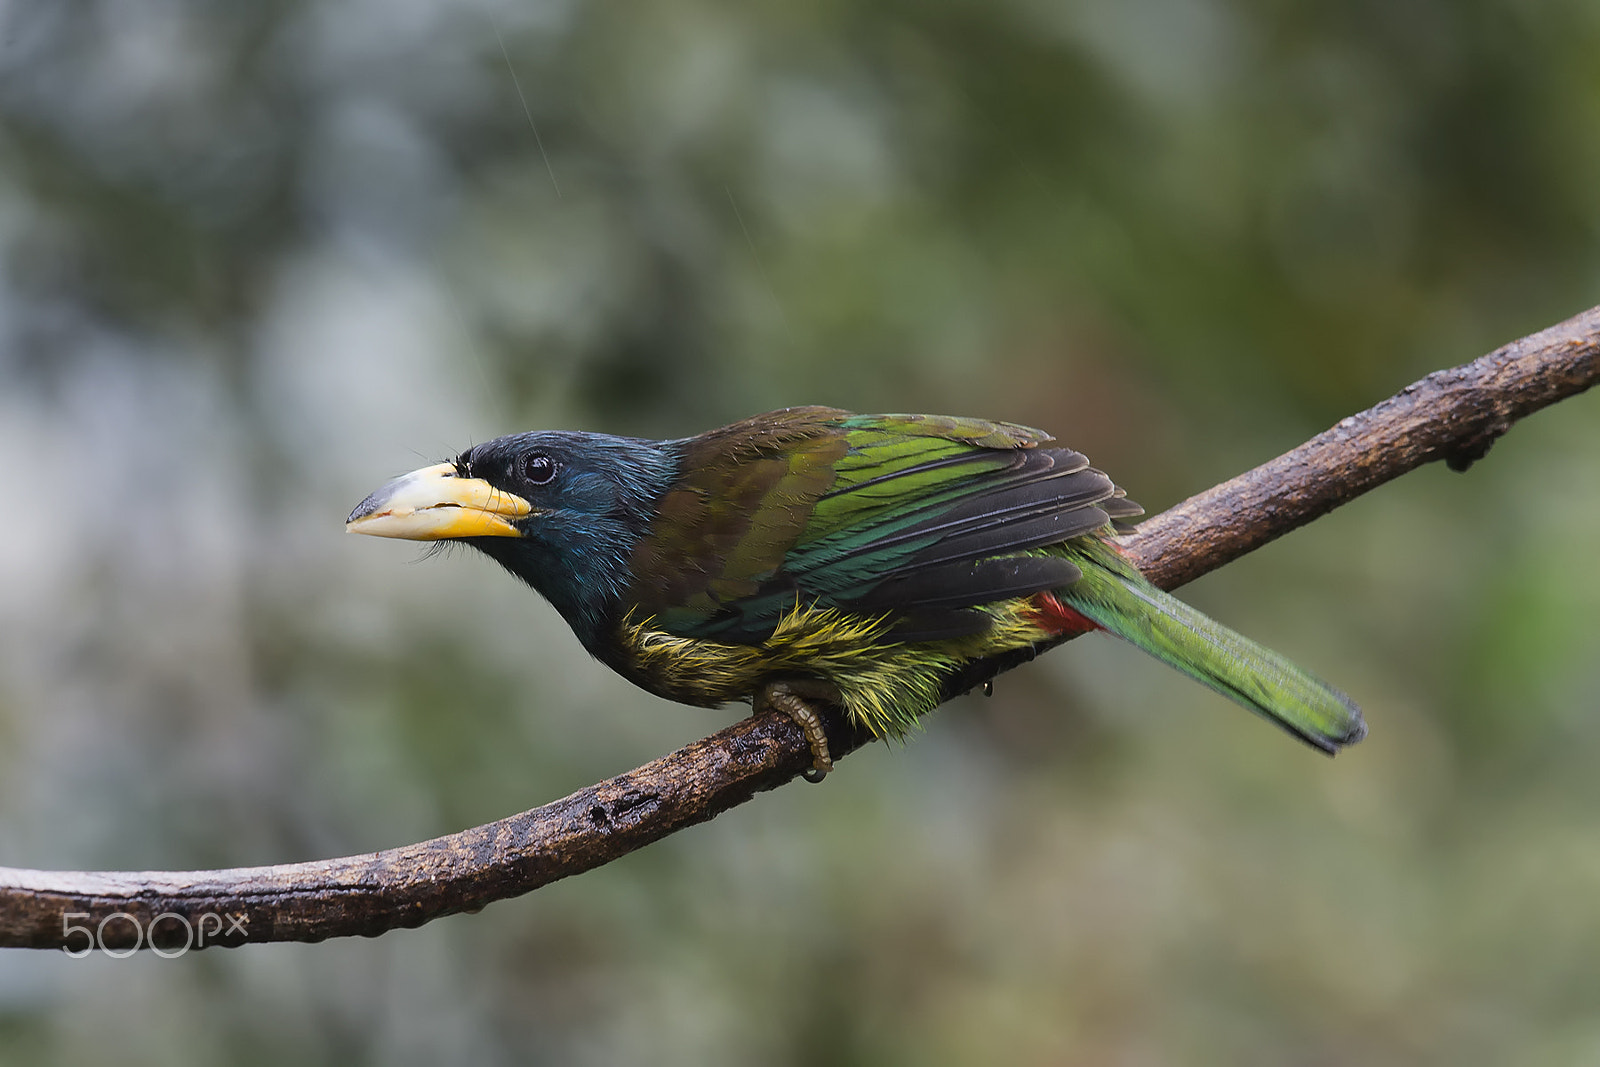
1, 0, 1598, 1063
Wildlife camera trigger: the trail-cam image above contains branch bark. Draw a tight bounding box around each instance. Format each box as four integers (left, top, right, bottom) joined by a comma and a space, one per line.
4, 305, 1597, 952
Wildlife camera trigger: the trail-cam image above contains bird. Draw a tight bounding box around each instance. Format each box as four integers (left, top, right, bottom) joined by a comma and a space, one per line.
347, 407, 1365, 779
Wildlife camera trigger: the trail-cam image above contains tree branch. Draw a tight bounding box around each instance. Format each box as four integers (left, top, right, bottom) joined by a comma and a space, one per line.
1121, 306, 1600, 589
4, 305, 1597, 952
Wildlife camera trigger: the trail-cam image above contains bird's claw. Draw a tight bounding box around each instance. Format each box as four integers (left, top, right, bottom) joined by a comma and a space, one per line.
756, 679, 838, 783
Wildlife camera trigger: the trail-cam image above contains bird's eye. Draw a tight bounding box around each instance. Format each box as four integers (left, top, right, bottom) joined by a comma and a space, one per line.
521, 452, 558, 485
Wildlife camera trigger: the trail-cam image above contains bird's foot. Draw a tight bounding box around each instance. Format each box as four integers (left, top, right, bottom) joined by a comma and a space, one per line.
756, 679, 841, 783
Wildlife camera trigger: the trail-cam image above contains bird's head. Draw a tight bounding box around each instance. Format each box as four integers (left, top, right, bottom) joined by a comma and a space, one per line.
347, 431, 678, 649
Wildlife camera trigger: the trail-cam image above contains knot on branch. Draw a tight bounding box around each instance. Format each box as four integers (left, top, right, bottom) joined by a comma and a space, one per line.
1445, 416, 1513, 471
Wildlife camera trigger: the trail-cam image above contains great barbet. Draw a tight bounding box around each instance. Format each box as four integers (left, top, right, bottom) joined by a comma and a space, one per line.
348, 407, 1365, 778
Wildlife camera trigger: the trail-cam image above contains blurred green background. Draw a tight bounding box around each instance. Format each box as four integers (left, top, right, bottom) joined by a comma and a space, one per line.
2, 0, 1599, 1063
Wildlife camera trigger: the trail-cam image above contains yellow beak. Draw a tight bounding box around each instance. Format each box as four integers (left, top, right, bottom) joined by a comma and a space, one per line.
346, 462, 533, 540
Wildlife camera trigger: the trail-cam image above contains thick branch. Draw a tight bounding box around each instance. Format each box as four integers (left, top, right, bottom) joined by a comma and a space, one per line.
3, 305, 1597, 951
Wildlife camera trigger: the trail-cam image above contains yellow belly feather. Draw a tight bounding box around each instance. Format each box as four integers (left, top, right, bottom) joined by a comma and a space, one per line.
616, 598, 1055, 738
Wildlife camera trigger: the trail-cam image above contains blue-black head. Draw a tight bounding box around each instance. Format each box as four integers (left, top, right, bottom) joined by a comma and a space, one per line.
347, 430, 681, 651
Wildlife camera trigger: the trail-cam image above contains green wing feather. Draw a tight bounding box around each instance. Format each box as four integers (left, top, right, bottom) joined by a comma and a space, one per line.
626, 407, 1123, 641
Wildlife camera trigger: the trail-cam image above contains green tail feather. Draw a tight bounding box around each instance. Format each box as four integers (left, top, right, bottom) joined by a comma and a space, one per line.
1057, 541, 1366, 753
